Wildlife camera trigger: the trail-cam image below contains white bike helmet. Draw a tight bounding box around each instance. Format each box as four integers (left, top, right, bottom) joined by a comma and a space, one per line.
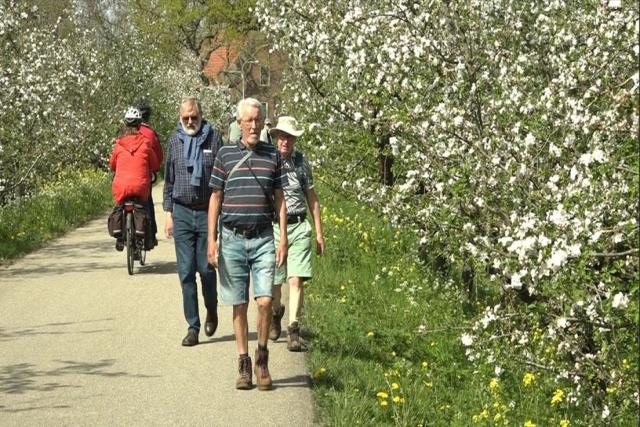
124, 107, 142, 125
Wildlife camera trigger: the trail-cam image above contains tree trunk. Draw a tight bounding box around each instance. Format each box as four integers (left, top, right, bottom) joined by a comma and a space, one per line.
378, 134, 394, 186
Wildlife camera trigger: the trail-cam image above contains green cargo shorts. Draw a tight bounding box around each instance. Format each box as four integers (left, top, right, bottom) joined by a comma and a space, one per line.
273, 220, 313, 284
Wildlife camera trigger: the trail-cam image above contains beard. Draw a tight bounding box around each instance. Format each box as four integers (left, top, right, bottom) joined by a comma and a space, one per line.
181, 121, 201, 136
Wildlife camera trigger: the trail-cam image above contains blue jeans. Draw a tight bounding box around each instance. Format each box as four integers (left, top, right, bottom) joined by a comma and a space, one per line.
219, 225, 275, 305
172, 203, 217, 332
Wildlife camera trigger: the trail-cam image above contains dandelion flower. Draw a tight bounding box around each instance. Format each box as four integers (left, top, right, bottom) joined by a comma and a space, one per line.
559, 420, 570, 427
376, 391, 388, 399
489, 378, 499, 390
391, 383, 399, 390
422, 361, 429, 369
313, 367, 326, 378
367, 331, 374, 337
379, 400, 388, 407
523, 372, 536, 386
551, 388, 565, 406
393, 396, 401, 403
524, 421, 536, 427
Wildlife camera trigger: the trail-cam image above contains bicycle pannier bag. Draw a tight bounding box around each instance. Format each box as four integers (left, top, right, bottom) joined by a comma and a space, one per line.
133, 203, 148, 238
107, 205, 123, 238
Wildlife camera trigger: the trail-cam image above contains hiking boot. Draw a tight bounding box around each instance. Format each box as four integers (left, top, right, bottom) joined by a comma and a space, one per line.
269, 305, 285, 341
287, 321, 304, 352
235, 356, 252, 390
254, 348, 273, 391
115, 240, 124, 251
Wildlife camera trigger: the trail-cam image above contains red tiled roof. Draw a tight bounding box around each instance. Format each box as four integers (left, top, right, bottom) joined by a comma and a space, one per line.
203, 44, 239, 82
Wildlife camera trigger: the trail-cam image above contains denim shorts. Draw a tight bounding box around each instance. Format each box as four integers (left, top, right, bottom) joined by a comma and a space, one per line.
218, 225, 275, 305
273, 221, 313, 284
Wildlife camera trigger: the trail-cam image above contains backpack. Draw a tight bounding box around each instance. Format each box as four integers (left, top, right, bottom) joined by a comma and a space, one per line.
292, 151, 307, 189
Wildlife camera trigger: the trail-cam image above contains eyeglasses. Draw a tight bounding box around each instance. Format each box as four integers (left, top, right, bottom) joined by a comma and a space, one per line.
241, 118, 262, 126
181, 115, 199, 122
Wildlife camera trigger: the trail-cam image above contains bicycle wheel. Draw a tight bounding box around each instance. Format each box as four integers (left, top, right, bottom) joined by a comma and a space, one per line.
126, 212, 134, 275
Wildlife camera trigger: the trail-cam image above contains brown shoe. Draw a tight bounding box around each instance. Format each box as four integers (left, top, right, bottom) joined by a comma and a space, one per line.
287, 322, 304, 352
235, 356, 252, 390
254, 348, 273, 390
269, 305, 285, 341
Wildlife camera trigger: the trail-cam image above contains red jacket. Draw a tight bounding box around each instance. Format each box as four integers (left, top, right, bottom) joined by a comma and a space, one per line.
139, 123, 163, 170
109, 133, 160, 204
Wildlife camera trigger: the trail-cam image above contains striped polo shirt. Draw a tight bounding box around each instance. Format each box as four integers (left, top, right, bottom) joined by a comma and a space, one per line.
209, 140, 287, 231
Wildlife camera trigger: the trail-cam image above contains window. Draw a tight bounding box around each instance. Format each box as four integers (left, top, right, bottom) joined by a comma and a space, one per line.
261, 102, 269, 118
260, 65, 270, 87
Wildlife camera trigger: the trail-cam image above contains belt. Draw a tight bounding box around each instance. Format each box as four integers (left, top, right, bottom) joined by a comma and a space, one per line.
175, 200, 209, 211
222, 223, 271, 239
286, 213, 306, 224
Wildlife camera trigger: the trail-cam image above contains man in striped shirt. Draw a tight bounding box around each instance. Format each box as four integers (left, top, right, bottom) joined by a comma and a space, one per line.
207, 98, 288, 391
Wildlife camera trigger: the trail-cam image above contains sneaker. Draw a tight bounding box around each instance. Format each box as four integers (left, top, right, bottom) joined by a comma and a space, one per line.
287, 321, 304, 352
115, 240, 124, 251
269, 305, 285, 341
254, 348, 273, 391
236, 356, 253, 390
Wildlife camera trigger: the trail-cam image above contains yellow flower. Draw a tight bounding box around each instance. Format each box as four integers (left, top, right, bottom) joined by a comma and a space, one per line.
559, 420, 570, 427
422, 361, 429, 369
340, 296, 347, 304
367, 331, 374, 337
551, 388, 565, 406
391, 383, 399, 390
423, 381, 433, 388
524, 421, 536, 427
379, 400, 388, 407
340, 285, 346, 290
523, 372, 536, 387
606, 386, 617, 394
313, 367, 326, 378
489, 378, 499, 391
494, 413, 502, 422
376, 391, 388, 399
392, 396, 401, 403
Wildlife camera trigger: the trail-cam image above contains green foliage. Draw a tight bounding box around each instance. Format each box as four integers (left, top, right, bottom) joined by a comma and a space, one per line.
127, 0, 257, 75
0, 169, 112, 262
305, 182, 639, 426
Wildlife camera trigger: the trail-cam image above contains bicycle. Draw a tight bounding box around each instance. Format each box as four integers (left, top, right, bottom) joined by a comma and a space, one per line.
122, 200, 147, 275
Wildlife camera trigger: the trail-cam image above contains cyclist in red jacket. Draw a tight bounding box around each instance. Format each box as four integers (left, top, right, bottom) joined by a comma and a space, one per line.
136, 100, 163, 247
109, 107, 160, 250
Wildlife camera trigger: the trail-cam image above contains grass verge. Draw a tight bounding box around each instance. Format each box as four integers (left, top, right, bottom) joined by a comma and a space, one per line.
0, 169, 112, 263
304, 188, 617, 426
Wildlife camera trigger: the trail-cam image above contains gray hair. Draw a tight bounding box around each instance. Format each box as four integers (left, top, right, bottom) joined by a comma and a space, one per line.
236, 98, 264, 122
180, 96, 202, 115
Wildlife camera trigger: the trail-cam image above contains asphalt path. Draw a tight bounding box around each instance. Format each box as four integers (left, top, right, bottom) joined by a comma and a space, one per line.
0, 183, 318, 426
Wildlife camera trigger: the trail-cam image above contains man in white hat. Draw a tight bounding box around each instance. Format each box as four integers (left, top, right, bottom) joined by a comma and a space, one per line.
268, 115, 325, 351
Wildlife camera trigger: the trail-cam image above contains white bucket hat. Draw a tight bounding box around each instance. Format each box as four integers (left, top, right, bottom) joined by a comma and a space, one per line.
270, 116, 304, 137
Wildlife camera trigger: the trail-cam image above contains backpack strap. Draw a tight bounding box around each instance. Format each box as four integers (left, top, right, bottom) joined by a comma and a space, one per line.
292, 151, 307, 188
228, 151, 252, 179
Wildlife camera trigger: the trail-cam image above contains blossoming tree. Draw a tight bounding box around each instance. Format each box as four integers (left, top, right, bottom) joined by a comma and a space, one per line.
259, 0, 638, 418
0, 0, 231, 205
